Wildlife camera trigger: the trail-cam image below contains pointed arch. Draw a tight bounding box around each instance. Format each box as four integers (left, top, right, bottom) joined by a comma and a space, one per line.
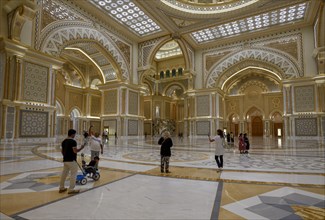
39, 21, 130, 81
56, 99, 65, 116
269, 110, 283, 121
226, 112, 239, 122
69, 106, 82, 117
147, 38, 191, 71
206, 48, 301, 88
245, 106, 265, 120
162, 82, 186, 97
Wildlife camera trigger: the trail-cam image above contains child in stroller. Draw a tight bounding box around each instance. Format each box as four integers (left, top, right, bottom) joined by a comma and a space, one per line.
76, 153, 100, 185
82, 155, 100, 177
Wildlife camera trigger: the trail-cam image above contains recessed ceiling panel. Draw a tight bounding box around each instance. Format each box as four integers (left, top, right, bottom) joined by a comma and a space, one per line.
191, 2, 308, 44
42, 0, 80, 20
89, 0, 162, 36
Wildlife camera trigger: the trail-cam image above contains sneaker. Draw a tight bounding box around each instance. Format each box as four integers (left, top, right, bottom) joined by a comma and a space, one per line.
59, 188, 67, 193
68, 189, 80, 194
165, 170, 171, 173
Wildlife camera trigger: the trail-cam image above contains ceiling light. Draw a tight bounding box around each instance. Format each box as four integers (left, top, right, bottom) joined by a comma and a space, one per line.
90, 0, 161, 36
189, 2, 307, 43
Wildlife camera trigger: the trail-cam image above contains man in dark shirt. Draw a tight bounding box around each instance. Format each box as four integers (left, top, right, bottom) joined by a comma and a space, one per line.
59, 129, 85, 194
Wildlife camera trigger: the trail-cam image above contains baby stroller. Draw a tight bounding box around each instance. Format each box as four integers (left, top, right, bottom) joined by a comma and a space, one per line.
76, 153, 100, 185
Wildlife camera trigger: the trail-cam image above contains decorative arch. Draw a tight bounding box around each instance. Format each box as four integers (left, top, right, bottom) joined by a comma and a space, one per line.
269, 110, 283, 122
206, 48, 301, 88
219, 60, 283, 91
55, 99, 65, 116
147, 38, 191, 71
228, 112, 240, 136
245, 106, 265, 121
227, 112, 240, 122
238, 80, 268, 94
69, 106, 82, 117
69, 107, 82, 131
162, 82, 187, 96
39, 21, 129, 81
140, 68, 156, 84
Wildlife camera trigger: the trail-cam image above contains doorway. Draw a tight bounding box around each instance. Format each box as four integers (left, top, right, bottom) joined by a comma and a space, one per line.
273, 123, 283, 137
252, 116, 263, 136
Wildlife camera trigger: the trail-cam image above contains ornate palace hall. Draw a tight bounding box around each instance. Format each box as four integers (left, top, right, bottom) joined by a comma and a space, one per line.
0, 0, 324, 219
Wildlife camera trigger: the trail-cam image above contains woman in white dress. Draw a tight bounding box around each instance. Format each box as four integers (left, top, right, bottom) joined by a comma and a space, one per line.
208, 129, 225, 171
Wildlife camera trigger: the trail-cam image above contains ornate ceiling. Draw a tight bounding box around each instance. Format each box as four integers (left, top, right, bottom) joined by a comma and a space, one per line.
38, 0, 320, 89
69, 0, 318, 48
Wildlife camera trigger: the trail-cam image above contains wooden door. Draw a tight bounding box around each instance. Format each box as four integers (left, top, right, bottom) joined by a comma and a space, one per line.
234, 124, 239, 136
252, 116, 263, 136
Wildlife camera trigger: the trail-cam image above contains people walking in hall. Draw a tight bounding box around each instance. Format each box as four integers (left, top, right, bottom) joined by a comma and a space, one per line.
226, 132, 231, 144
238, 133, 245, 154
102, 129, 108, 144
88, 125, 103, 169
59, 129, 85, 194
243, 133, 250, 154
230, 132, 235, 145
208, 129, 225, 171
114, 132, 118, 144
158, 131, 173, 173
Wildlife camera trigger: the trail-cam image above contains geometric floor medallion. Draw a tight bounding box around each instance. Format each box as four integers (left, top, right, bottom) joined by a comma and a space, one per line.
222, 187, 325, 220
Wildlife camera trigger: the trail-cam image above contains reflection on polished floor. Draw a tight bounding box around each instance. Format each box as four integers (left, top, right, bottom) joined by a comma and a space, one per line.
0, 136, 324, 220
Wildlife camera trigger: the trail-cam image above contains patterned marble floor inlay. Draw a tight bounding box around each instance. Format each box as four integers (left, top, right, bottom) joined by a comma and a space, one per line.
222, 187, 325, 220
1, 137, 324, 219
123, 150, 210, 162
0, 171, 95, 194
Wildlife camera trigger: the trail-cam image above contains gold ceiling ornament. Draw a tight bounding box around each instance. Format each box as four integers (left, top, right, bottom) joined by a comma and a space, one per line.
180, 0, 240, 6
161, 0, 258, 14
170, 17, 200, 28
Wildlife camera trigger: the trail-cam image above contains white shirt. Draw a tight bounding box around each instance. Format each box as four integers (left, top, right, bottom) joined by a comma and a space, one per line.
89, 136, 102, 151
213, 135, 224, 156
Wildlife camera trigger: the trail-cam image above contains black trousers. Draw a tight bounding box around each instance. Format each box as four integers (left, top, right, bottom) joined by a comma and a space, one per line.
215, 155, 223, 168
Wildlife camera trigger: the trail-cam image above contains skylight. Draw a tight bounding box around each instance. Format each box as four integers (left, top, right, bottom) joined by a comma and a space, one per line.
155, 40, 183, 60
90, 0, 162, 36
42, 0, 79, 20
191, 3, 307, 44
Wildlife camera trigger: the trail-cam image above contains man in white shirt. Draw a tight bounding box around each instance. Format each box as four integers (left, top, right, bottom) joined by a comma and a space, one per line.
89, 126, 103, 169
102, 130, 108, 143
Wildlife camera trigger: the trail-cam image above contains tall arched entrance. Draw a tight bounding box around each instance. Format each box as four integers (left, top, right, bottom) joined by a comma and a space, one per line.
70, 108, 81, 132
246, 107, 264, 136
228, 114, 239, 136
271, 112, 283, 137
251, 116, 263, 136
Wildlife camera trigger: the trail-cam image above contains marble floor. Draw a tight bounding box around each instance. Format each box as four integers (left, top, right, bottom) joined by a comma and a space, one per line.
0, 136, 324, 220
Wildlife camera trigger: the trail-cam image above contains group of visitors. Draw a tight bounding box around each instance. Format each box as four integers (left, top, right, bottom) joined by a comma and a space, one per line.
59, 127, 251, 193
238, 133, 250, 154
209, 130, 250, 171
59, 125, 104, 194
